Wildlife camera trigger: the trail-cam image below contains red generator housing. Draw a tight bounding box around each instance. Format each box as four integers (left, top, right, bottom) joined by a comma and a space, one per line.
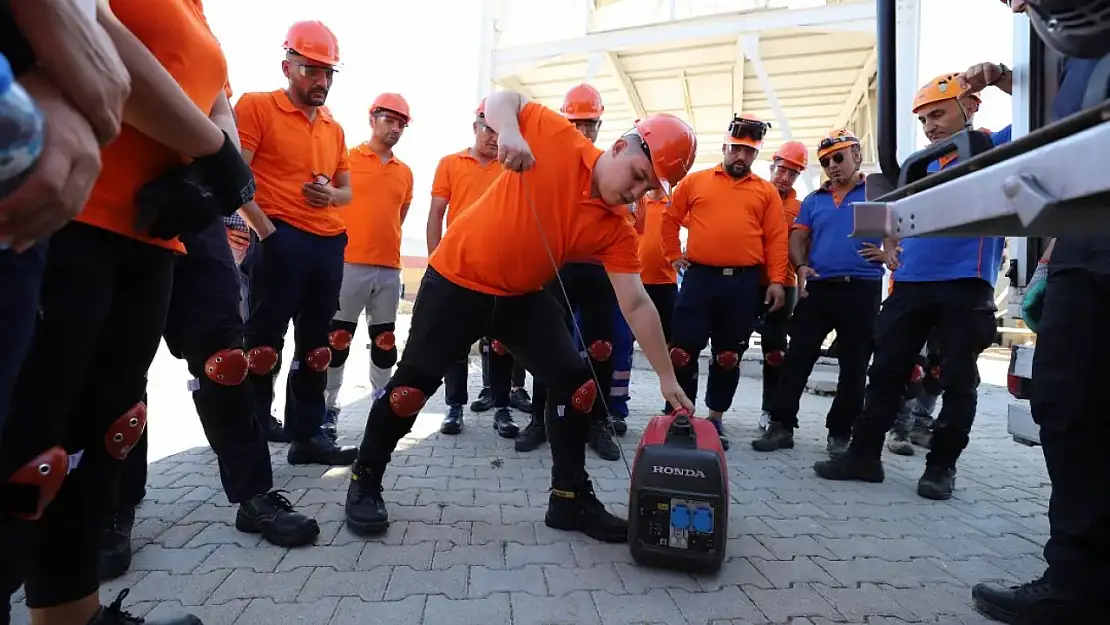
627, 411, 729, 572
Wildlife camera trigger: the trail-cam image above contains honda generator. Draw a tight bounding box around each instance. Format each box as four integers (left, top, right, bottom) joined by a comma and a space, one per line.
628, 410, 728, 572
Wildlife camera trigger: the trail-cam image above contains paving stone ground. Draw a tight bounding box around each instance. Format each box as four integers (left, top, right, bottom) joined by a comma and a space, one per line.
8, 315, 1047, 625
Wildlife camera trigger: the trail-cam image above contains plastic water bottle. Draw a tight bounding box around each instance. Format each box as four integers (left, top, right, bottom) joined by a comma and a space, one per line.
0, 51, 45, 202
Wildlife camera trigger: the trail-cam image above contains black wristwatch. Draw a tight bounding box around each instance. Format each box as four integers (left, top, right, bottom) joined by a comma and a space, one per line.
991, 63, 1011, 86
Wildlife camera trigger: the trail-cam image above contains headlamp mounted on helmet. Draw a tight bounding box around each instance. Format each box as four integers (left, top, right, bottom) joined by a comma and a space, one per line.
728, 115, 771, 144
818, 135, 858, 155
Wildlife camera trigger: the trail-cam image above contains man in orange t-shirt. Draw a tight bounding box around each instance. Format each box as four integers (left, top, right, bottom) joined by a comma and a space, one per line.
324, 93, 414, 436
750, 140, 807, 430
343, 90, 696, 543
233, 21, 356, 467
662, 115, 789, 443
430, 98, 527, 438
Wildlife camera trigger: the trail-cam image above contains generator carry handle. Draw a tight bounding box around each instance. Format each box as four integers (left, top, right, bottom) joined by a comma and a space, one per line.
665, 409, 698, 449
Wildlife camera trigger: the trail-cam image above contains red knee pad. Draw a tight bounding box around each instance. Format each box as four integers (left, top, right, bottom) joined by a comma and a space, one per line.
389, 386, 426, 418
588, 340, 612, 362
571, 379, 598, 413
328, 328, 353, 351
716, 351, 740, 370
490, 339, 508, 356
374, 331, 396, 352
910, 364, 925, 383
6, 446, 68, 521
204, 348, 249, 386
669, 347, 691, 369
765, 349, 785, 367
247, 346, 280, 375
305, 346, 332, 372
105, 402, 147, 460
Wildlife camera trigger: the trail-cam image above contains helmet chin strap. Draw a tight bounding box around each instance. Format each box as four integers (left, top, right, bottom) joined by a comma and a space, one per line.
520, 173, 634, 479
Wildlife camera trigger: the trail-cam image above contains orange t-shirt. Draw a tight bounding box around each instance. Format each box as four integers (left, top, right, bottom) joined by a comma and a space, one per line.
234, 90, 350, 237
76, 0, 227, 253
340, 145, 413, 268
662, 166, 790, 284
637, 196, 677, 285
773, 188, 802, 287
429, 101, 641, 296
431, 149, 504, 228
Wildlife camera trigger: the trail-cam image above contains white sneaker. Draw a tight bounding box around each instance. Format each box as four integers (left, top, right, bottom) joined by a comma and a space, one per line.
758, 411, 772, 431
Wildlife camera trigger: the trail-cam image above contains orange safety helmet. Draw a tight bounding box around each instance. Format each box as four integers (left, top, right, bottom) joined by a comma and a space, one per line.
817, 129, 859, 160
475, 97, 486, 117
724, 114, 770, 150
912, 72, 982, 114
561, 83, 604, 121
370, 93, 411, 124
283, 20, 340, 66
632, 114, 697, 194
773, 141, 809, 170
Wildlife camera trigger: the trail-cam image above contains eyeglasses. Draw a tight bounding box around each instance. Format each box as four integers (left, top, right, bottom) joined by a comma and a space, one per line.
729, 116, 771, 143
371, 109, 409, 128
819, 152, 845, 168
291, 61, 336, 81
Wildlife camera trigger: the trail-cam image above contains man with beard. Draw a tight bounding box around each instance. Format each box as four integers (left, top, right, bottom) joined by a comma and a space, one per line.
812, 74, 1010, 500
324, 93, 414, 438
662, 115, 789, 444
751, 130, 889, 455
233, 20, 358, 465
428, 98, 519, 437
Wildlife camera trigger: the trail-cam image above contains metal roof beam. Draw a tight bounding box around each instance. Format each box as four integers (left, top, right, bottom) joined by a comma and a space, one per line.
492, 2, 877, 71
740, 34, 792, 142
831, 45, 877, 131
732, 35, 745, 119
604, 51, 646, 119
678, 70, 695, 123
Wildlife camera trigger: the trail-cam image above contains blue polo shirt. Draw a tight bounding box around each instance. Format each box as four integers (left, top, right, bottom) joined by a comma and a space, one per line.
794, 176, 884, 280
893, 128, 1012, 286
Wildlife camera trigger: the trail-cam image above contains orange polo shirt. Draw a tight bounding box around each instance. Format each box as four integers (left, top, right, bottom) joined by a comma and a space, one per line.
774, 188, 802, 287
76, 0, 227, 253
430, 101, 641, 296
340, 145, 413, 268
662, 166, 789, 284
637, 196, 677, 285
234, 89, 350, 237
431, 149, 504, 228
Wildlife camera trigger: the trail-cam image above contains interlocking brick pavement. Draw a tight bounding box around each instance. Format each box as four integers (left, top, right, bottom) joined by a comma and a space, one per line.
7, 315, 1049, 624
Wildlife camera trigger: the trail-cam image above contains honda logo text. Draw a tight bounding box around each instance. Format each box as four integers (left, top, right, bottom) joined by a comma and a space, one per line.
652, 465, 706, 478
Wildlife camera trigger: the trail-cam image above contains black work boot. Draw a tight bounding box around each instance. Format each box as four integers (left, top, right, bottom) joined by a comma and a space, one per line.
751, 422, 794, 452
917, 465, 957, 500
545, 477, 628, 543
90, 589, 202, 624
514, 416, 546, 452
910, 414, 934, 448
610, 414, 628, 436
493, 407, 520, 438
345, 463, 389, 534
509, 388, 533, 412
470, 387, 493, 412
287, 433, 357, 466
825, 434, 851, 455
972, 578, 1090, 624
235, 490, 320, 547
588, 422, 620, 461
322, 407, 340, 441
886, 429, 915, 456
99, 504, 136, 581
264, 415, 290, 443
813, 452, 885, 483
440, 405, 464, 435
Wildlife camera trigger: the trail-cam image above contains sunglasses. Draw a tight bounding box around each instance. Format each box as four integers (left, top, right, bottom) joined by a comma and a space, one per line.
820, 152, 845, 168
292, 61, 336, 81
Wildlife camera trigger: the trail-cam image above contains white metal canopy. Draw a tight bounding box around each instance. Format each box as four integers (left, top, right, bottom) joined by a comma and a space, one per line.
487, 0, 880, 175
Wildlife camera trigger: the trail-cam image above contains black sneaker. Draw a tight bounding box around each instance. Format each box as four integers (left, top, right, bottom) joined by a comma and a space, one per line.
514, 416, 546, 452
493, 407, 519, 438
917, 465, 957, 500
509, 388, 533, 412
751, 422, 794, 452
345, 464, 389, 534
99, 505, 136, 581
323, 407, 340, 441
470, 388, 493, 412
826, 434, 851, 455
287, 434, 357, 466
90, 589, 201, 624
610, 414, 628, 436
973, 578, 1091, 624
813, 453, 885, 483
264, 415, 290, 443
588, 422, 620, 461
235, 490, 319, 547
544, 478, 627, 543
441, 405, 464, 435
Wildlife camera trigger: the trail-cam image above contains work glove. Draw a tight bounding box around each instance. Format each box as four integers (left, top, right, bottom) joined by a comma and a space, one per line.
1021, 260, 1049, 333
